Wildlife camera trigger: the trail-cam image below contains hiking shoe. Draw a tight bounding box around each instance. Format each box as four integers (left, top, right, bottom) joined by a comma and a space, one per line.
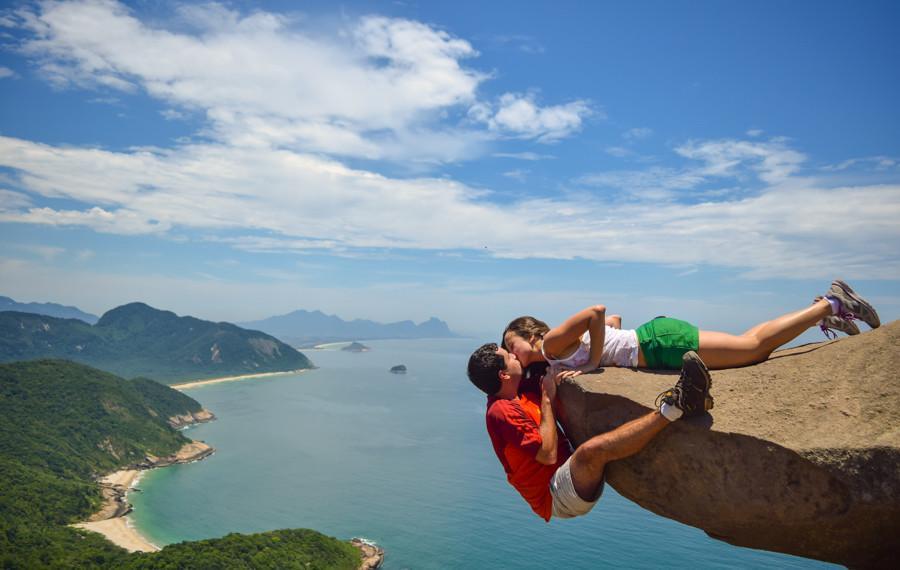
814, 296, 861, 339
825, 280, 880, 329
819, 315, 860, 339
655, 351, 713, 418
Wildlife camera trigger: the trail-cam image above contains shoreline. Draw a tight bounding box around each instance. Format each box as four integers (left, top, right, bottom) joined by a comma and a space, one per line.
72, 440, 215, 553
170, 368, 309, 391
73, 468, 159, 553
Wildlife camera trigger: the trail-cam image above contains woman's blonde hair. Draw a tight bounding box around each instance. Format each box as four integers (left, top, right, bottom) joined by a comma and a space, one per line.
501, 316, 550, 349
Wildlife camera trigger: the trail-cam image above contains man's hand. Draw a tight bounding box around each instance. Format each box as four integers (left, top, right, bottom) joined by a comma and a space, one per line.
536, 366, 561, 465
541, 369, 558, 401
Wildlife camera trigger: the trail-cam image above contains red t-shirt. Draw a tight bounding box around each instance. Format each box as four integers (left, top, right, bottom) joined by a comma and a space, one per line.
486, 389, 572, 521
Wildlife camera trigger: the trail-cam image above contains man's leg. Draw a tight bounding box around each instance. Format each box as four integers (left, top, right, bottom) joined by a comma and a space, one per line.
568, 411, 670, 501
566, 351, 712, 502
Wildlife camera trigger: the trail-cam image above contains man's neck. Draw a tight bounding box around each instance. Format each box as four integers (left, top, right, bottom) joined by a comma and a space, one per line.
494, 377, 520, 400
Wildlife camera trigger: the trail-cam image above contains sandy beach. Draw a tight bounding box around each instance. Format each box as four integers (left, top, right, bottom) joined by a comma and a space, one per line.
74, 515, 160, 553
171, 368, 308, 391
72, 441, 214, 553
73, 470, 159, 553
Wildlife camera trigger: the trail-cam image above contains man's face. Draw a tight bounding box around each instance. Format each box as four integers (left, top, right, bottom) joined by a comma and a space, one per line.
496, 346, 522, 381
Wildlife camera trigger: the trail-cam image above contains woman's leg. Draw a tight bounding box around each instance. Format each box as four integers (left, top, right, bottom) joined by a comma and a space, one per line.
698, 299, 832, 369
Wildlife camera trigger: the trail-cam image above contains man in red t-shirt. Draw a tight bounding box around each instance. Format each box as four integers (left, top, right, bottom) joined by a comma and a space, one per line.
468, 343, 712, 521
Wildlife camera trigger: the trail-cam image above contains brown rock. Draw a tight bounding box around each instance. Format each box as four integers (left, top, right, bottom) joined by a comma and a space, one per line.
350, 538, 384, 569
557, 320, 900, 569
167, 408, 216, 429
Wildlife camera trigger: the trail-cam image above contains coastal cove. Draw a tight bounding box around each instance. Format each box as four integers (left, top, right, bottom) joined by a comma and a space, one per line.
129, 339, 838, 569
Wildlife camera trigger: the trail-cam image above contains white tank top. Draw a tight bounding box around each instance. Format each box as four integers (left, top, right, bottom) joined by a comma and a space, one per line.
542, 325, 639, 368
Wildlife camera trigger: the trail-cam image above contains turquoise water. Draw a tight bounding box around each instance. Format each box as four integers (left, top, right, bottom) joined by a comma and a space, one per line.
130, 339, 836, 569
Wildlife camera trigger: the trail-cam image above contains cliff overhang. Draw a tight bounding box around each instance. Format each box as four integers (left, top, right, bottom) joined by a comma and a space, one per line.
557, 321, 900, 569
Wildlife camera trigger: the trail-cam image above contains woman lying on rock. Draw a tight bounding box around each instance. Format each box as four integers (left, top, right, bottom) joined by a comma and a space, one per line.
502, 280, 880, 375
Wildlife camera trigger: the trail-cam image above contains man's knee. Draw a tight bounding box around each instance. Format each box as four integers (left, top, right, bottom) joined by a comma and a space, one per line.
574, 438, 611, 471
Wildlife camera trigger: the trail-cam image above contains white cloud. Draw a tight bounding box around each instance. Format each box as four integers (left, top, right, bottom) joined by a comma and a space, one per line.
492, 151, 554, 161
2, 2, 899, 281
160, 109, 186, 120
11, 1, 495, 162
622, 127, 652, 140
502, 169, 529, 182
75, 249, 95, 262
578, 167, 705, 200
675, 138, 806, 185
470, 92, 593, 143
2, 133, 898, 280
604, 146, 633, 158
0, 66, 15, 78
12, 244, 65, 261
822, 156, 899, 172
0, 189, 33, 209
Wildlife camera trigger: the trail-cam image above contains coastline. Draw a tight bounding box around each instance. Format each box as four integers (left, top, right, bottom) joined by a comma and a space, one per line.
170, 368, 309, 391
73, 469, 158, 553
72, 440, 215, 553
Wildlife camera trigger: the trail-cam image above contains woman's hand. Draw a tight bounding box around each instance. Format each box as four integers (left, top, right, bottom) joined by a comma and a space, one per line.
551, 365, 582, 384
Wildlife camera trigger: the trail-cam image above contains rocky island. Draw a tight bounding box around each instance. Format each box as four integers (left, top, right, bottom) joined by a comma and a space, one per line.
557, 320, 900, 569
342, 342, 371, 352
390, 364, 407, 373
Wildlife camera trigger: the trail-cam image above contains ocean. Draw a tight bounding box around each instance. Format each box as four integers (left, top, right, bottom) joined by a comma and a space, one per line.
130, 339, 836, 569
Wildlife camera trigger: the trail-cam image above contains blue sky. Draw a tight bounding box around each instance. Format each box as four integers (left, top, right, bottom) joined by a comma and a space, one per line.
1, 0, 898, 339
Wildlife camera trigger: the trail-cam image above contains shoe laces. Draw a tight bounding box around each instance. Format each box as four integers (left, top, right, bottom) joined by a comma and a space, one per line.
838, 310, 857, 323
655, 388, 674, 410
656, 369, 689, 409
819, 323, 838, 340
819, 310, 857, 339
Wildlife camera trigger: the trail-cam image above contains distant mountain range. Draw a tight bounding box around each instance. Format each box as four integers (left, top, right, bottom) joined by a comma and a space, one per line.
0, 302, 313, 383
0, 295, 99, 324
240, 309, 459, 346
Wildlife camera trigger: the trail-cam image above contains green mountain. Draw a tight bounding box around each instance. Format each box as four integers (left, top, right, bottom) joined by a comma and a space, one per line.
0, 360, 360, 569
0, 302, 314, 383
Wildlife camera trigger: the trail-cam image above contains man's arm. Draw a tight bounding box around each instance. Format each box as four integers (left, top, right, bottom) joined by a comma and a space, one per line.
535, 370, 559, 465
606, 315, 622, 329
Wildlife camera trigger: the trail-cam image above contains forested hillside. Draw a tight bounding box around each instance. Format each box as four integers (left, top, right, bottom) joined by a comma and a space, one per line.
0, 360, 359, 569
0, 302, 314, 383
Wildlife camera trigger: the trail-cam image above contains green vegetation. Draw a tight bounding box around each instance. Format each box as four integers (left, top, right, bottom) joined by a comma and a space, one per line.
122, 530, 360, 570
0, 360, 361, 569
0, 302, 314, 384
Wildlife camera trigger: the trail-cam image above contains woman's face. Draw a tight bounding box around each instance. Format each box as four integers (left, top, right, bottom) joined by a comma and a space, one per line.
503, 332, 538, 367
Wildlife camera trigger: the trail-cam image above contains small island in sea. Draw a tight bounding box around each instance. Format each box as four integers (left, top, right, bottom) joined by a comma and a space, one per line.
390, 365, 407, 374
341, 342, 370, 353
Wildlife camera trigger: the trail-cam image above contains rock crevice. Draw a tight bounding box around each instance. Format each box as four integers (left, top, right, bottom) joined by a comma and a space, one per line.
557, 321, 900, 569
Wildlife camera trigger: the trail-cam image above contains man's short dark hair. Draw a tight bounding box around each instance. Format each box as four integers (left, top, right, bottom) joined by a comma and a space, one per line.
467, 343, 505, 395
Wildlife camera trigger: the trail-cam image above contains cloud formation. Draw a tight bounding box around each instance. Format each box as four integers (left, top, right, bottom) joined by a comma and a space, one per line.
6, 1, 586, 161
2, 132, 899, 279
1, 1, 898, 281
469, 93, 593, 142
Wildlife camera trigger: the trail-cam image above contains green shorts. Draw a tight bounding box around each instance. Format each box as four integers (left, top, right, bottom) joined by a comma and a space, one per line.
635, 317, 699, 370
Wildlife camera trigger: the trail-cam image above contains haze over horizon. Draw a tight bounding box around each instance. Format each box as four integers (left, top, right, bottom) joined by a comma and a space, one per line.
1, 0, 898, 339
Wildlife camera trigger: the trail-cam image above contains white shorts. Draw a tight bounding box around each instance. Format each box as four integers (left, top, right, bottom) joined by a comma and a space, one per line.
550, 456, 603, 519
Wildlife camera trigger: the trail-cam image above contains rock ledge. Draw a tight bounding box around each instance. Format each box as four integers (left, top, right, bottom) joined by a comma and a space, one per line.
558, 320, 900, 569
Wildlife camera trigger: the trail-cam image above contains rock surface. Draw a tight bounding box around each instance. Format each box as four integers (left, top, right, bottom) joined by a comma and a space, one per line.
557, 320, 900, 569
351, 538, 384, 569
167, 408, 216, 429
